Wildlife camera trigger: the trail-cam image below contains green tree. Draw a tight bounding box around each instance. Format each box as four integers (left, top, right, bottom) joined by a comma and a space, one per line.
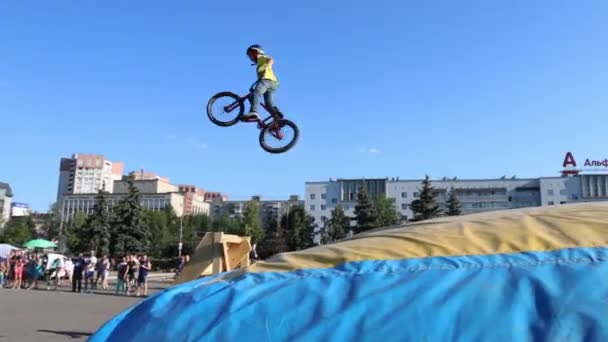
189, 213, 211, 239
327, 205, 350, 242
66, 211, 89, 253
375, 197, 399, 227
144, 210, 171, 258
409, 175, 441, 222
445, 189, 462, 216
212, 213, 241, 233
353, 183, 378, 233
0, 216, 35, 246
240, 200, 263, 244
283, 205, 316, 251
256, 211, 288, 259
176, 213, 211, 257
41, 202, 62, 241
111, 173, 151, 255
86, 188, 112, 256
300, 213, 316, 249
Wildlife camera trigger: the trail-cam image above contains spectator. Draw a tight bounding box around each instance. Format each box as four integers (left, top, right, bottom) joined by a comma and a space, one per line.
126, 255, 138, 296
0, 259, 7, 288
116, 257, 128, 295
94, 256, 103, 289
27, 257, 44, 290
100, 255, 110, 290
12, 256, 24, 290
136, 255, 151, 297
84, 251, 97, 292
48, 256, 64, 290
8, 251, 16, 288
72, 253, 85, 293
64, 258, 73, 284
175, 256, 186, 277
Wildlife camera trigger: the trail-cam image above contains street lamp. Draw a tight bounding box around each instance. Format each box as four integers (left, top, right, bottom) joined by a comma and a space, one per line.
178, 202, 183, 257
178, 215, 183, 257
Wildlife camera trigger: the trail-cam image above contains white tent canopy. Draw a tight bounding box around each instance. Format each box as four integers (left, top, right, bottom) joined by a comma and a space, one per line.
0, 243, 21, 259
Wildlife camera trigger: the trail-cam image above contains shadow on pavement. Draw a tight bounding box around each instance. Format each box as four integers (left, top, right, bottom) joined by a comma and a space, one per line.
37, 329, 92, 338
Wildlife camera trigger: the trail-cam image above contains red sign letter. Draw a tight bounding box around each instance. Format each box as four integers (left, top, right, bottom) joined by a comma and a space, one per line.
563, 152, 576, 167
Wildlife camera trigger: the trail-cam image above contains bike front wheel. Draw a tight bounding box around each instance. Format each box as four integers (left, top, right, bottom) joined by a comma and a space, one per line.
258, 119, 299, 154
206, 92, 245, 127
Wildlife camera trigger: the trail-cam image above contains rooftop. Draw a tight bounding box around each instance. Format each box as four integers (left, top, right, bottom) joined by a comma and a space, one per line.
305, 176, 569, 184
0, 182, 13, 197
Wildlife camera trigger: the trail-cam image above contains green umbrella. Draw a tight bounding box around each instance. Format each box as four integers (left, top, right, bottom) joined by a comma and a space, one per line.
23, 239, 57, 249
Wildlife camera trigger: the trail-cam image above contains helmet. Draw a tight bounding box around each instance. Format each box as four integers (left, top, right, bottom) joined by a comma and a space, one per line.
246, 44, 264, 56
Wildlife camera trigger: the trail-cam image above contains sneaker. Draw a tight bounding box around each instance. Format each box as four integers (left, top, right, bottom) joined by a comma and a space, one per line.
243, 112, 260, 121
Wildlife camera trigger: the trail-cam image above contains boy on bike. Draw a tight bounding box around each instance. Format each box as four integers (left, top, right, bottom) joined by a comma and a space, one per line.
243, 44, 279, 121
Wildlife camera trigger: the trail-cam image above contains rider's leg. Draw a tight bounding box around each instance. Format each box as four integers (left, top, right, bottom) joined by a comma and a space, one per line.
263, 81, 279, 115
245, 80, 270, 119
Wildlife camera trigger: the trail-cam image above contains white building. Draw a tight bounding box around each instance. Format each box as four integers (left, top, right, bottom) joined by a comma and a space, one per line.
0, 182, 13, 228
305, 173, 608, 228
57, 153, 124, 203
60, 176, 210, 222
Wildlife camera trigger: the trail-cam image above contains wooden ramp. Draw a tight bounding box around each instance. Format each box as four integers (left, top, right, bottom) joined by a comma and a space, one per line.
173, 232, 252, 285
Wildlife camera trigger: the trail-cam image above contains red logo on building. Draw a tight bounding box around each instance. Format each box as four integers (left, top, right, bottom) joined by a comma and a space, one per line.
561, 152, 608, 176
562, 152, 579, 175
563, 152, 576, 168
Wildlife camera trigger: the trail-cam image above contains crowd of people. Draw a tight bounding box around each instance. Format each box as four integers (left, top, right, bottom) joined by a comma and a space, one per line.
0, 249, 152, 297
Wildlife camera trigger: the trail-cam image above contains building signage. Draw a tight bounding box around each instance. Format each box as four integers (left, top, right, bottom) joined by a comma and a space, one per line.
562, 152, 608, 175
11, 202, 31, 217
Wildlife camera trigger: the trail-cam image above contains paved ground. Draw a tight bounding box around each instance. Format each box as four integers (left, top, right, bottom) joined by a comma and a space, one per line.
0, 274, 174, 342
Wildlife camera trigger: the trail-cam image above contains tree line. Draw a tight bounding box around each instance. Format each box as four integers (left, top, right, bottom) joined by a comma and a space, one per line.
320, 175, 463, 243
0, 173, 318, 260
1, 174, 463, 260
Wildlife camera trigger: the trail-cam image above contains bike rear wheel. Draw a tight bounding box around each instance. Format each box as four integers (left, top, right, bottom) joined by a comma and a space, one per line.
206, 92, 244, 127
258, 119, 299, 154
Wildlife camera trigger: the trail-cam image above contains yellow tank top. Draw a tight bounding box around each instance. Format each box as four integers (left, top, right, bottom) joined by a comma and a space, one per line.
256, 55, 278, 83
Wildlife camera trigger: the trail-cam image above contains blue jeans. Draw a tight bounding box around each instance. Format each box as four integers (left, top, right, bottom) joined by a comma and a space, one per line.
250, 79, 278, 113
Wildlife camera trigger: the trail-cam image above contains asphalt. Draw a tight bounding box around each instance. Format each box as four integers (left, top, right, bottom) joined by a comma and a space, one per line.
0, 274, 174, 342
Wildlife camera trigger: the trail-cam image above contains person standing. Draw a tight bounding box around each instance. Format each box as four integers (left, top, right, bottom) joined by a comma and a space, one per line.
12, 255, 24, 290
72, 254, 85, 293
115, 257, 128, 295
136, 256, 151, 297
84, 251, 97, 292
0, 259, 7, 288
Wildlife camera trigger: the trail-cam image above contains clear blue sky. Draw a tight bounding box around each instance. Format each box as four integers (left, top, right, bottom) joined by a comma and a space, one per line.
2, 1, 607, 212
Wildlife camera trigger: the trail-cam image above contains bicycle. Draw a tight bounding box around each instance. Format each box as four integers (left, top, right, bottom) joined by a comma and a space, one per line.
206, 81, 300, 154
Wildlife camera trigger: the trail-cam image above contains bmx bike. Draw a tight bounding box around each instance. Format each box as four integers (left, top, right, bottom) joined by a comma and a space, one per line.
206, 81, 299, 154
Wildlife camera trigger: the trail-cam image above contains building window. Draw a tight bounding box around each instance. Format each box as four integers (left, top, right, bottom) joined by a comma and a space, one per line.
401, 215, 408, 221
548, 201, 554, 205
560, 201, 567, 204
332, 198, 337, 204
310, 205, 315, 211
547, 189, 554, 196
310, 194, 316, 200
413, 192, 419, 198
321, 193, 326, 199
401, 192, 407, 198
401, 203, 407, 210
321, 216, 327, 222
321, 205, 326, 210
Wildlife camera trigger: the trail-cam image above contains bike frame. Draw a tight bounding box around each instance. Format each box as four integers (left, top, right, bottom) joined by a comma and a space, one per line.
223, 82, 285, 139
